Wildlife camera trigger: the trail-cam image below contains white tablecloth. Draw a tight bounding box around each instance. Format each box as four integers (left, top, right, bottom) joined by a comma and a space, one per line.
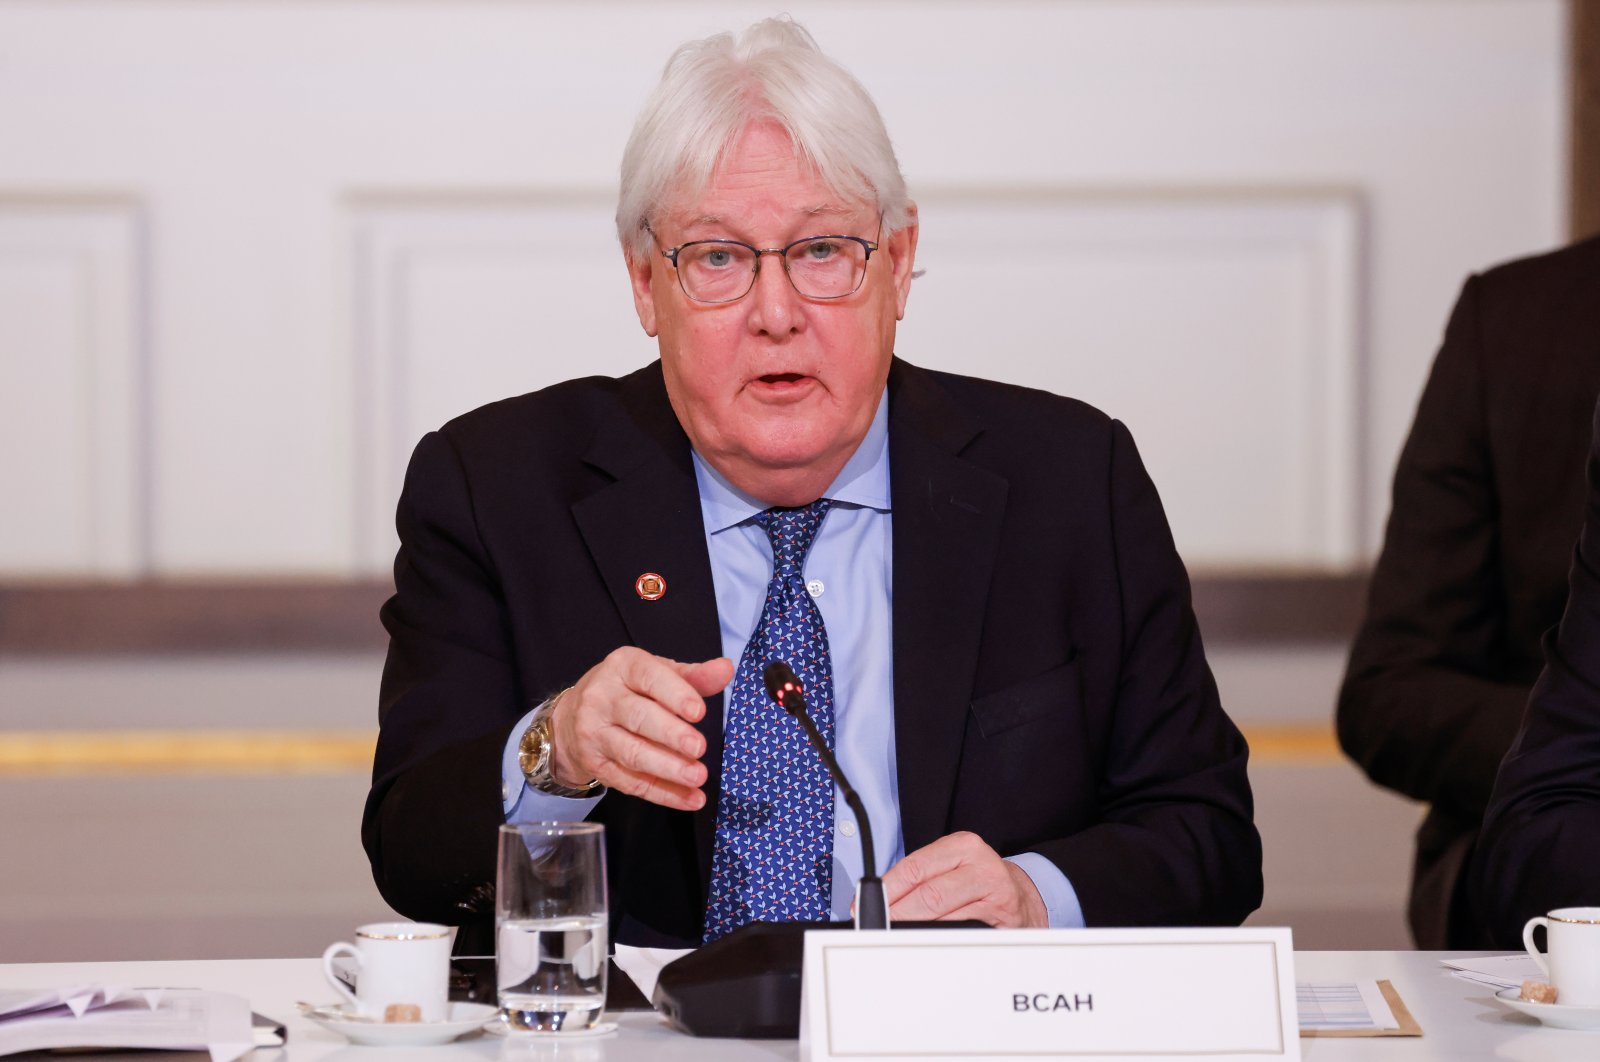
0, 950, 1583, 1060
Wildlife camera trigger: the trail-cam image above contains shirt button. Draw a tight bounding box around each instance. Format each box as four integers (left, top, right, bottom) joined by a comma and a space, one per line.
840, 820, 857, 838
807, 579, 825, 598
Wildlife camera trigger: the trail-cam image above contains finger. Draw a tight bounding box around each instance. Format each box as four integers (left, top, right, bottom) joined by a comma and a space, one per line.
594, 721, 707, 791
887, 862, 994, 922
618, 652, 714, 722
597, 760, 706, 812
676, 657, 735, 698
940, 873, 1037, 928
881, 832, 985, 904
612, 688, 706, 760
905, 859, 1045, 929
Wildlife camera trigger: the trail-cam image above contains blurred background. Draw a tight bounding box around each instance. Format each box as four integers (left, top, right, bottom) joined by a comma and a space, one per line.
0, 0, 1590, 959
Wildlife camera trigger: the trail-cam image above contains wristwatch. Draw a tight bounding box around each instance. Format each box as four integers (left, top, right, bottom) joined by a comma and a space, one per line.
518, 689, 602, 798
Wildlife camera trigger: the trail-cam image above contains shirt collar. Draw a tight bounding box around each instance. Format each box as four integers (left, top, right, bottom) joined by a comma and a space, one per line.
692, 388, 892, 534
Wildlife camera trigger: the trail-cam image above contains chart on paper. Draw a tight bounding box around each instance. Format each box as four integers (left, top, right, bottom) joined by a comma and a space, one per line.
1296, 981, 1399, 1031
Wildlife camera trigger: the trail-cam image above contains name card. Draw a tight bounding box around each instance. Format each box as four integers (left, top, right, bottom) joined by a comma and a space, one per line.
800, 926, 1298, 1062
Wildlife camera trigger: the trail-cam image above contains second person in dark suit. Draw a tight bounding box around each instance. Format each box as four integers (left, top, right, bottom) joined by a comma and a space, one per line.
1338, 234, 1600, 947
1474, 390, 1600, 945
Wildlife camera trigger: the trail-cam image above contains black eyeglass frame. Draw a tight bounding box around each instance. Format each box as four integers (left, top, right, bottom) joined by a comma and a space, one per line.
647, 223, 881, 304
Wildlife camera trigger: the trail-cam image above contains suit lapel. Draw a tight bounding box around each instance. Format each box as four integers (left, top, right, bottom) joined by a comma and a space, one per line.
569, 364, 725, 891
887, 361, 1009, 854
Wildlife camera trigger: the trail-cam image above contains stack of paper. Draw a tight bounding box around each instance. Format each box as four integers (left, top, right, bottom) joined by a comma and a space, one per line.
1438, 954, 1544, 991
0, 985, 259, 1062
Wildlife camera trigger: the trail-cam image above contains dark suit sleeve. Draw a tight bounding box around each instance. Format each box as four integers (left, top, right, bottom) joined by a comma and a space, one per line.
1033, 420, 1262, 927
1337, 275, 1527, 817
362, 430, 529, 927
1473, 397, 1600, 945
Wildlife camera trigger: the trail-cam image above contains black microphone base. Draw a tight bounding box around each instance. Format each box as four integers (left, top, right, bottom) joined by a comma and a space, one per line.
651, 918, 983, 1039
652, 920, 837, 1039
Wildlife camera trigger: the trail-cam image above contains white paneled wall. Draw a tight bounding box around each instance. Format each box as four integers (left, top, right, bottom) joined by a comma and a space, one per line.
349, 195, 642, 567
0, 1, 1567, 575
901, 190, 1362, 566
0, 201, 144, 575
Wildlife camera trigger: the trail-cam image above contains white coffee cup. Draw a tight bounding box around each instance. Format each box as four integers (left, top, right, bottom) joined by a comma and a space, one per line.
321, 921, 452, 1022
1523, 906, 1600, 1007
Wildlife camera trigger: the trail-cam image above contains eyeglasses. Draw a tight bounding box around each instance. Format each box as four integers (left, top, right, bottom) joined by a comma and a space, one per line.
651, 226, 879, 304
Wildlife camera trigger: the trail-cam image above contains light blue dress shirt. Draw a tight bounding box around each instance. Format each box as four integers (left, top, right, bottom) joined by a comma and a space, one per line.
501, 391, 1084, 927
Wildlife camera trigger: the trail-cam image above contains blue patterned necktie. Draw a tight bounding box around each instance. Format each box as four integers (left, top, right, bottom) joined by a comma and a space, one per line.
703, 499, 836, 942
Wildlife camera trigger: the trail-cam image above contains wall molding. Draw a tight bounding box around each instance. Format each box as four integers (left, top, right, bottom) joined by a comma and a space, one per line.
0, 197, 147, 574
346, 192, 639, 571
0, 723, 1338, 774
0, 580, 392, 654
1576, 0, 1600, 240
0, 572, 1368, 654
0, 729, 376, 775
903, 184, 1365, 567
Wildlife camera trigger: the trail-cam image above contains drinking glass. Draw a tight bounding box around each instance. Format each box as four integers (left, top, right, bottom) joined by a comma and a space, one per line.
496, 822, 608, 1033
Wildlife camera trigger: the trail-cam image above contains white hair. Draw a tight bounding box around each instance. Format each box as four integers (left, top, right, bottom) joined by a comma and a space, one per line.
616, 17, 911, 260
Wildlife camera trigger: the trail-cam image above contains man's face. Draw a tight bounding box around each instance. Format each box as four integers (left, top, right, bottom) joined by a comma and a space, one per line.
628, 120, 918, 506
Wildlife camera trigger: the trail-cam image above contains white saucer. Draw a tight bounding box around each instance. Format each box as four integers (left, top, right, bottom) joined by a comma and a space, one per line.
486, 1020, 618, 1040
1495, 987, 1600, 1031
303, 1002, 498, 1046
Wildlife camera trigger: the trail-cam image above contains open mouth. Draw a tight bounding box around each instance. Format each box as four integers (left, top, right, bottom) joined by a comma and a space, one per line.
758, 372, 807, 384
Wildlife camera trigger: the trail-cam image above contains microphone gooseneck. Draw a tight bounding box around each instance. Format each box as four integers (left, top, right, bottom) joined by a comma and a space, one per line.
761, 660, 888, 931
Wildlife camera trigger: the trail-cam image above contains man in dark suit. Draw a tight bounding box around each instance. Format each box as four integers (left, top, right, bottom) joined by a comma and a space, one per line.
1337, 234, 1600, 947
362, 18, 1260, 950
1473, 393, 1600, 945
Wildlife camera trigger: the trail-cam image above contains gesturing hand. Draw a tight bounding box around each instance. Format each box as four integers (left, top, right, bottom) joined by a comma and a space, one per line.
883, 831, 1048, 928
548, 647, 734, 811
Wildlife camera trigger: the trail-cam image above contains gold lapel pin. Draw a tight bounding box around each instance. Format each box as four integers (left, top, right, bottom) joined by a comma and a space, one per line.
635, 572, 666, 601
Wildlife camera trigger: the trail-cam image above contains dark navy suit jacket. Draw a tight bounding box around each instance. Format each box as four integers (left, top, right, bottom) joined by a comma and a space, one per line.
361, 358, 1262, 950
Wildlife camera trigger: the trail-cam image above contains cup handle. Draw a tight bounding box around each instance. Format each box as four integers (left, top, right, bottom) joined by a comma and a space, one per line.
1523, 916, 1552, 979
321, 942, 362, 1011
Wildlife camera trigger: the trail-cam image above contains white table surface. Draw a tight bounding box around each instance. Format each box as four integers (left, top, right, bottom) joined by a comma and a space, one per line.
0, 951, 1588, 1061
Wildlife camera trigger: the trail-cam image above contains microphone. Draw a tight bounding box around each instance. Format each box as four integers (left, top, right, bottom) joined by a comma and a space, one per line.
762, 660, 889, 931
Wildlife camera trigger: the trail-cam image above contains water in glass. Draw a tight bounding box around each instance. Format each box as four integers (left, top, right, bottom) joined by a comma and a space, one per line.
497, 914, 608, 1032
